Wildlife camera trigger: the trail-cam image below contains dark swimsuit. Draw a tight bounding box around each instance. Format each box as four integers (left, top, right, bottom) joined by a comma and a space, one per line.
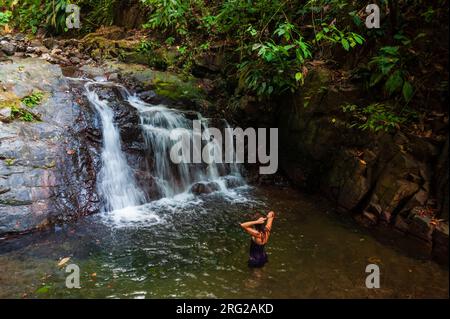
248, 229, 269, 268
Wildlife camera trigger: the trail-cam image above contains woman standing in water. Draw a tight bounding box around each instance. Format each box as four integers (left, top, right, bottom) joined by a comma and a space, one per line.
240, 211, 275, 268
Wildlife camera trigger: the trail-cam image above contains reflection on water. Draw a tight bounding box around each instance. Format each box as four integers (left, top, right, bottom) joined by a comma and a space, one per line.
0, 186, 448, 299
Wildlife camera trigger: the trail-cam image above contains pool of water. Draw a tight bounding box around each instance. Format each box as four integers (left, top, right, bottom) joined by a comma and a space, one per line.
0, 186, 448, 299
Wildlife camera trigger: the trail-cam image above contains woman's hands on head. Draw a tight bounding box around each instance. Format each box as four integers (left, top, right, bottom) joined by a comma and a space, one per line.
256, 217, 267, 224
267, 211, 275, 219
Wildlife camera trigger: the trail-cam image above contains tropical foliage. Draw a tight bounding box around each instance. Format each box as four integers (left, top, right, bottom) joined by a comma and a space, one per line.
1, 0, 448, 132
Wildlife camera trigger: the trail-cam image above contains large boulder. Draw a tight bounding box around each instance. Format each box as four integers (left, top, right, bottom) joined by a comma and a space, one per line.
0, 40, 16, 56
0, 58, 101, 236
366, 151, 423, 223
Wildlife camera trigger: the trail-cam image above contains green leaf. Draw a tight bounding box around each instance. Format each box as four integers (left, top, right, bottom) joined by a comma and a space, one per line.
402, 81, 414, 102
341, 39, 350, 51
369, 73, 384, 87
315, 32, 324, 41
385, 71, 404, 95
35, 285, 51, 294
380, 46, 400, 56
295, 72, 303, 82
352, 33, 364, 45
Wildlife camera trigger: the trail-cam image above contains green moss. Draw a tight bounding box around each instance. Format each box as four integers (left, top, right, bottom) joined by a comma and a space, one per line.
4, 158, 15, 166
22, 91, 44, 108
0, 91, 21, 109
151, 74, 203, 100
119, 51, 150, 65
10, 105, 41, 122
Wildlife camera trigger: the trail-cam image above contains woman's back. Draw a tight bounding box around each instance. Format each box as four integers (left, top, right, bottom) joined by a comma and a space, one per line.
240, 212, 276, 268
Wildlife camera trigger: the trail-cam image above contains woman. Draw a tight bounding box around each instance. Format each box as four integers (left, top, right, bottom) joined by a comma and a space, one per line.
240, 211, 275, 268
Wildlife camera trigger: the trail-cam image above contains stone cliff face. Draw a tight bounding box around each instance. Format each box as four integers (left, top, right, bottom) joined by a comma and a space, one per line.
278, 67, 449, 264
0, 58, 102, 236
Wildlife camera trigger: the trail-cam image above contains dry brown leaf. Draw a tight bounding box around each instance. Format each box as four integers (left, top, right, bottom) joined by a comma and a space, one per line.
57, 257, 71, 267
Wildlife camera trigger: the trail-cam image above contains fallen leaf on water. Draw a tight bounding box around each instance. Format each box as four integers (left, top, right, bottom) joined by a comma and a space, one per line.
67, 149, 75, 155
57, 257, 71, 267
368, 257, 381, 264
35, 285, 50, 294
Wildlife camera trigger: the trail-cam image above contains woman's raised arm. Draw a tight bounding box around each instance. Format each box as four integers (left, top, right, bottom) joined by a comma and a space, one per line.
265, 211, 275, 232
240, 217, 266, 238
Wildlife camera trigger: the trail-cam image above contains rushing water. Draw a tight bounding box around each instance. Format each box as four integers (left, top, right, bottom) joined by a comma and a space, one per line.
0, 79, 447, 299
126, 92, 244, 198
85, 81, 146, 212
81, 79, 245, 227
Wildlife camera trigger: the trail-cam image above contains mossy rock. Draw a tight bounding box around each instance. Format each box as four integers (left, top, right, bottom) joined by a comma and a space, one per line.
104, 61, 205, 101
81, 26, 127, 41
80, 29, 142, 59
0, 91, 21, 109
119, 47, 178, 70
151, 73, 203, 101
119, 51, 150, 65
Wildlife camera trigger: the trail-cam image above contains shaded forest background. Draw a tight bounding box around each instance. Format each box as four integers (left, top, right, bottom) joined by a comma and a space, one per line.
0, 0, 448, 133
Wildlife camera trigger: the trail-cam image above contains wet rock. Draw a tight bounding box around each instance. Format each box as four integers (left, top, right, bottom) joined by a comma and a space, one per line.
223, 175, 245, 188
101, 61, 206, 109
36, 46, 49, 54
120, 51, 149, 65
107, 72, 119, 82
51, 48, 63, 56
190, 182, 220, 195
13, 34, 26, 42
138, 90, 157, 102
42, 38, 56, 50
355, 211, 378, 228
366, 152, 424, 223
13, 52, 25, 58
0, 41, 16, 56
323, 149, 370, 211
0, 59, 101, 236
134, 171, 159, 199
70, 56, 81, 65
0, 107, 11, 119
408, 208, 435, 241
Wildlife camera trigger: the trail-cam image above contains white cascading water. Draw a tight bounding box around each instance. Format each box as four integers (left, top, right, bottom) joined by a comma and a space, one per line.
85, 81, 146, 212
127, 94, 245, 198
77, 78, 246, 226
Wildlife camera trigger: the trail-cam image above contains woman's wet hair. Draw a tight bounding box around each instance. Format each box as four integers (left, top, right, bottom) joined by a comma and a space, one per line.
253, 212, 267, 235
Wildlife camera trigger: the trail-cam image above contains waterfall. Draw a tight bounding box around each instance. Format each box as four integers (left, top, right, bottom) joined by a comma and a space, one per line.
84, 82, 146, 212
127, 94, 245, 198
77, 78, 245, 219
